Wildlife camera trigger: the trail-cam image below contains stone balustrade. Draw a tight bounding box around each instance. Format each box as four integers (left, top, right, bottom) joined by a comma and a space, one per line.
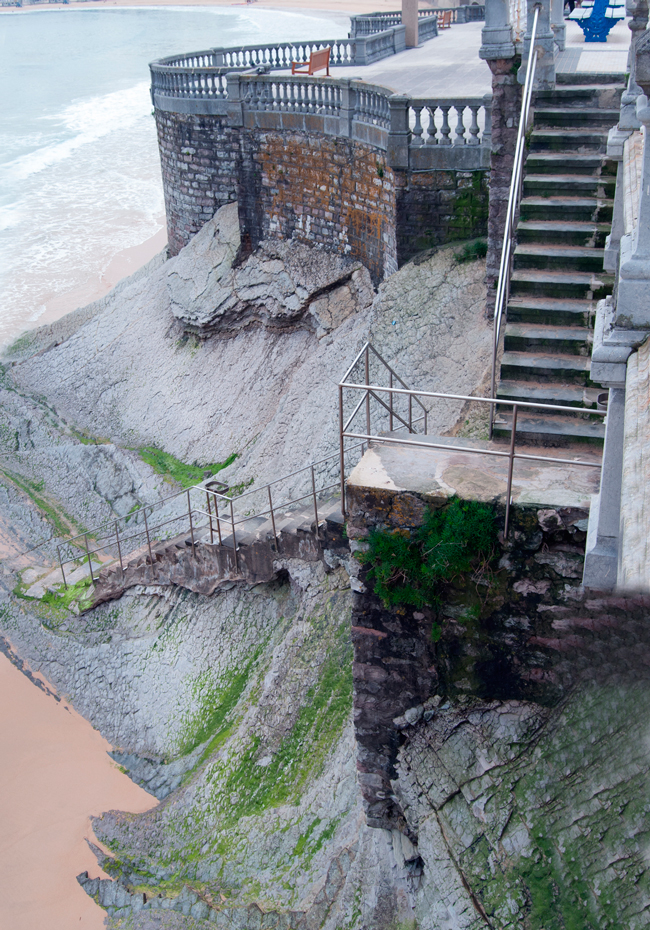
349, 5, 484, 37
151, 61, 492, 171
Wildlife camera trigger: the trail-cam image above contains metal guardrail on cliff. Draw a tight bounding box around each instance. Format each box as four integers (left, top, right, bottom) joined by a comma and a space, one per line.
488, 5, 540, 438
338, 343, 605, 537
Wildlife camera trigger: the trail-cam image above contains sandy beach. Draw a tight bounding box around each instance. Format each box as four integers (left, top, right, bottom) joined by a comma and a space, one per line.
0, 646, 156, 930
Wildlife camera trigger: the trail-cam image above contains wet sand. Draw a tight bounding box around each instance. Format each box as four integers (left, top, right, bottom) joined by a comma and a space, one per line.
0, 648, 156, 929
33, 224, 168, 333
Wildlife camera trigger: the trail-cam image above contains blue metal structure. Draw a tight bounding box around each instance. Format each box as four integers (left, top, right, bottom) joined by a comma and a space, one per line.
569, 0, 625, 41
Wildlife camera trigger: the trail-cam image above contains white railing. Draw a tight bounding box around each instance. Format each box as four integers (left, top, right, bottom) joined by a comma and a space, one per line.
489, 6, 539, 437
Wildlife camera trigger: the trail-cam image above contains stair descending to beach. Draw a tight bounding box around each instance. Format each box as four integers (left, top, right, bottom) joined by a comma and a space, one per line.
493, 75, 625, 447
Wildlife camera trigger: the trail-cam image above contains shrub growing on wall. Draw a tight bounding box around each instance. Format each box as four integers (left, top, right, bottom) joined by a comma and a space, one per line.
359, 496, 498, 609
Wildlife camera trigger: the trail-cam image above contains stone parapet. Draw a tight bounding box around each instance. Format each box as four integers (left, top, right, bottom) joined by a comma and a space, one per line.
618, 336, 650, 590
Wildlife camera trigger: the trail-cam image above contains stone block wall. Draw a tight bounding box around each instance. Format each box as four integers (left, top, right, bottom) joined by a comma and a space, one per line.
155, 111, 240, 256
155, 107, 490, 281
238, 129, 397, 284
395, 168, 489, 265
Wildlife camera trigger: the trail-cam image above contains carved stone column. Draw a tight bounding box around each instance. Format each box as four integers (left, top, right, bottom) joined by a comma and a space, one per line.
518, 0, 556, 89
551, 0, 566, 50
479, 0, 516, 58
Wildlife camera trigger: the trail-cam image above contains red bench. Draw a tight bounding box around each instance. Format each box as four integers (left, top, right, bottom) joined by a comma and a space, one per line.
437, 9, 453, 28
291, 46, 331, 76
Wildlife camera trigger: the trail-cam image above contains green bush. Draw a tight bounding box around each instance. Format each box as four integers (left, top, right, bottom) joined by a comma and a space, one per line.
139, 446, 236, 489
455, 238, 488, 264
359, 497, 498, 609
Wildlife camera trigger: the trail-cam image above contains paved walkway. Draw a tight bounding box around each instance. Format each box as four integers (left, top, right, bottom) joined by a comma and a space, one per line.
281, 16, 630, 97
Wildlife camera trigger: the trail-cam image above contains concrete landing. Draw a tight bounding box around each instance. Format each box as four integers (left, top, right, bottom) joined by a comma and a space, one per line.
347, 435, 601, 510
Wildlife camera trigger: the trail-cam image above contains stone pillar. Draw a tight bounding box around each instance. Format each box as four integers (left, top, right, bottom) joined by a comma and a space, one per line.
551, 0, 566, 50
583, 387, 626, 589
479, 0, 518, 319
616, 95, 650, 328
479, 0, 516, 59
619, 0, 648, 131
603, 129, 631, 273
483, 58, 522, 319
518, 0, 556, 89
403, 0, 419, 47
387, 95, 411, 169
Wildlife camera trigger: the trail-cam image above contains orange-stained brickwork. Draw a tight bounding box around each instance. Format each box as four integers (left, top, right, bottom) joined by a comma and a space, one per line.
155, 109, 489, 278
239, 129, 397, 284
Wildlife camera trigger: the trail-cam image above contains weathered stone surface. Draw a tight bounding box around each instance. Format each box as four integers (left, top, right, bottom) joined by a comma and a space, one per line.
619, 336, 650, 590
168, 208, 375, 337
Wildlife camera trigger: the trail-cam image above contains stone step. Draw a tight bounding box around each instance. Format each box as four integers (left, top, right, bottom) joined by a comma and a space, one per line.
522, 174, 615, 197
504, 322, 592, 356
529, 129, 609, 152
556, 72, 625, 85
519, 196, 613, 223
524, 152, 615, 176
533, 85, 623, 108
496, 379, 602, 412
493, 411, 605, 447
506, 296, 595, 327
513, 243, 605, 273
510, 268, 613, 301
516, 220, 610, 247
500, 350, 592, 384
533, 107, 620, 128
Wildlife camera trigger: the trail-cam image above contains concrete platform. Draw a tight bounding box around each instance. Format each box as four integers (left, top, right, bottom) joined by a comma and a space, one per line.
347, 434, 602, 510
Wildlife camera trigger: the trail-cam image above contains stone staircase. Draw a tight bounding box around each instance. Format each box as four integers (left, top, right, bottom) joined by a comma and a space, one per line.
494, 74, 625, 447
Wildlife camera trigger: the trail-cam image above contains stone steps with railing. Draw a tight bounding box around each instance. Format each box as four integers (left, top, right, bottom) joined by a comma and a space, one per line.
493, 78, 624, 447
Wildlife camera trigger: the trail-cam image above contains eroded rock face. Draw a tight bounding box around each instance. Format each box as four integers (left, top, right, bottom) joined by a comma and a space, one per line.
167, 204, 375, 337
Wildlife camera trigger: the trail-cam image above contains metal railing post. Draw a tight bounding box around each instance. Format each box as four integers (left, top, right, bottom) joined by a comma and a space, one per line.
186, 490, 196, 558
84, 534, 95, 585
268, 485, 279, 552
339, 384, 347, 516
365, 345, 371, 436
230, 499, 239, 571
114, 521, 124, 582
58, 545, 67, 590
389, 371, 394, 431
311, 465, 319, 536
143, 507, 154, 570
504, 404, 518, 539
206, 491, 214, 544
214, 492, 223, 546
408, 393, 413, 433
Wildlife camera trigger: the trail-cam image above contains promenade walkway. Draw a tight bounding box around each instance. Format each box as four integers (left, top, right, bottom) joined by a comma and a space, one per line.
278, 17, 630, 97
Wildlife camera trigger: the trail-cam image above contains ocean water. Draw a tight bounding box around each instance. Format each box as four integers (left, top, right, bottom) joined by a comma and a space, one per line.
0, 7, 349, 347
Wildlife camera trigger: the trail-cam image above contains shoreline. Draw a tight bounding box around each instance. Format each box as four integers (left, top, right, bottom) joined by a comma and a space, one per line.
2, 0, 404, 15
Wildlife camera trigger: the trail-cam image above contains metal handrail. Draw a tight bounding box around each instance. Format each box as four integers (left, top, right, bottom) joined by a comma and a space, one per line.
488, 5, 540, 438
53, 440, 366, 590
338, 378, 604, 536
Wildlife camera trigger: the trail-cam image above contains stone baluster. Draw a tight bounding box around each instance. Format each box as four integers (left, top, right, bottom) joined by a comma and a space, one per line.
454, 105, 467, 144
411, 106, 424, 146
424, 106, 438, 144
482, 94, 492, 146
439, 105, 452, 144
467, 104, 481, 144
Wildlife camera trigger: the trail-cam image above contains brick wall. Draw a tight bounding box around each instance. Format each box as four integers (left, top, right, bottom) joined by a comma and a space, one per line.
155, 111, 240, 256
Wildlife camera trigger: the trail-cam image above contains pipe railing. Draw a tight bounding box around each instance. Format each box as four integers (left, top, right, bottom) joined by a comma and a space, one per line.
338, 378, 605, 536
488, 5, 540, 438
53, 442, 368, 591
